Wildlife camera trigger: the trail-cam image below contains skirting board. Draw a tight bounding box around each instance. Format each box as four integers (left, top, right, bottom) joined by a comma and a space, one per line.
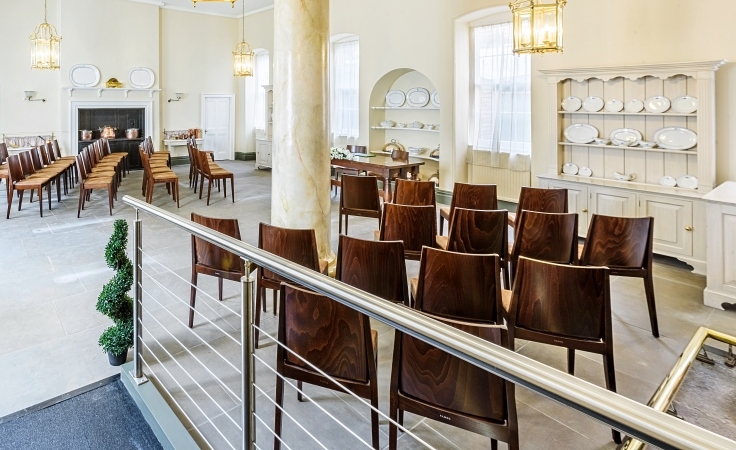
120, 362, 199, 450
235, 152, 256, 161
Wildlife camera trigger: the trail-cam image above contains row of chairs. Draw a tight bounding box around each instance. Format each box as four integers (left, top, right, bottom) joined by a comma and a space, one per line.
139, 137, 179, 207
75, 141, 128, 216
187, 138, 235, 205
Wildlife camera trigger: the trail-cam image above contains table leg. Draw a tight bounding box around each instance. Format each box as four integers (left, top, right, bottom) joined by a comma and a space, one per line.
383, 169, 392, 203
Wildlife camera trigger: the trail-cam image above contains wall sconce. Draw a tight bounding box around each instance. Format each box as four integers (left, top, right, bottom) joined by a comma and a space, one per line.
168, 92, 183, 103
24, 90, 46, 102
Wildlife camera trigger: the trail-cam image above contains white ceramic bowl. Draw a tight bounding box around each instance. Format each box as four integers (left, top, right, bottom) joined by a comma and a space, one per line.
593, 138, 611, 145
637, 140, 657, 148
407, 147, 427, 155
613, 171, 636, 181
379, 120, 396, 128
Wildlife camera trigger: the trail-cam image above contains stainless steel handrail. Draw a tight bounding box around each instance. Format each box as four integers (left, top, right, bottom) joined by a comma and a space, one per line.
123, 195, 736, 450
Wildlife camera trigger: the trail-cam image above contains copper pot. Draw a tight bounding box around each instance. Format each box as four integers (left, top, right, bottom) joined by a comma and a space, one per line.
125, 128, 139, 139
80, 130, 93, 141
99, 126, 117, 139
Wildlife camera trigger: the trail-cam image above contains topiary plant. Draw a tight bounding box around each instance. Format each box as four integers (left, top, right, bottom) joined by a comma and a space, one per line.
97, 219, 134, 363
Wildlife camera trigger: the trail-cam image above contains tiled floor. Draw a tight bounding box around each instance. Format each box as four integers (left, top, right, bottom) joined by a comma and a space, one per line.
1, 161, 734, 449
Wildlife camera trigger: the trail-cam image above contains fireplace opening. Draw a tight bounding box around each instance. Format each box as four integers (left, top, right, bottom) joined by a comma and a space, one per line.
78, 107, 146, 169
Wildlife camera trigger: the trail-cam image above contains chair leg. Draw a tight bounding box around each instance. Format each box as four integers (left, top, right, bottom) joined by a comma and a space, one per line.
223, 177, 227, 198
339, 209, 343, 234
218, 277, 223, 301
440, 215, 445, 235
274, 370, 285, 450
77, 188, 84, 218
643, 275, 659, 338
6, 187, 13, 219
107, 187, 114, 216
345, 215, 349, 235
370, 390, 379, 450
389, 396, 399, 450
189, 270, 198, 328
603, 350, 622, 444
230, 177, 234, 203
491, 439, 498, 450
297, 380, 304, 402
38, 187, 44, 217
175, 182, 180, 208
567, 348, 575, 375
206, 179, 212, 205
272, 289, 277, 316
18, 190, 24, 211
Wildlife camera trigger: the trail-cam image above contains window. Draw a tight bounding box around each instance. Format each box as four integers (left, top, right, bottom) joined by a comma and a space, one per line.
331, 37, 360, 140
472, 22, 531, 168
253, 51, 270, 132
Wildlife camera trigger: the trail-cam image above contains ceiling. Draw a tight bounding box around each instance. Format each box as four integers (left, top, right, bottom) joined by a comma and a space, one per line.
128, 0, 274, 18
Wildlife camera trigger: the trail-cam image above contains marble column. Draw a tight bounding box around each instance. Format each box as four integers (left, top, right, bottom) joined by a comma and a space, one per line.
271, 0, 333, 265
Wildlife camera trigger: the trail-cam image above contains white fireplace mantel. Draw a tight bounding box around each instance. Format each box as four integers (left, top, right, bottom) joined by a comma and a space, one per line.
63, 87, 161, 98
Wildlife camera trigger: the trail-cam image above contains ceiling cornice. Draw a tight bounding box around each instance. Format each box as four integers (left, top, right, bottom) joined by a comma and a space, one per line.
123, 0, 273, 19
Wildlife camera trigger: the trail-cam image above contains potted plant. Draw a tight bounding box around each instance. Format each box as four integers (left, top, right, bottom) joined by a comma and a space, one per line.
97, 219, 134, 366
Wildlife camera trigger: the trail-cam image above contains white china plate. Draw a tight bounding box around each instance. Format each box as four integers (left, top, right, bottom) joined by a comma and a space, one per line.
430, 90, 440, 107
561, 96, 582, 112
69, 64, 101, 87
672, 96, 698, 114
128, 67, 155, 89
385, 90, 405, 107
677, 175, 699, 189
579, 167, 592, 177
624, 99, 644, 113
609, 128, 642, 146
652, 127, 697, 150
562, 163, 579, 175
406, 87, 430, 108
583, 96, 604, 112
605, 99, 624, 112
613, 171, 636, 181
644, 96, 671, 113
564, 124, 599, 144
659, 176, 677, 187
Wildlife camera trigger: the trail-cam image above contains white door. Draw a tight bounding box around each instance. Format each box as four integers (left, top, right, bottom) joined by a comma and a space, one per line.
202, 94, 235, 160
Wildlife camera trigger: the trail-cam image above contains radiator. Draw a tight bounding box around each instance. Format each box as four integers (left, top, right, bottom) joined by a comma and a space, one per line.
468, 164, 530, 202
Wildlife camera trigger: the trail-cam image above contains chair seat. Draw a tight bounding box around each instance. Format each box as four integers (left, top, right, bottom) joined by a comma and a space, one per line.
501, 289, 512, 315
83, 178, 114, 189
440, 206, 450, 221
507, 212, 517, 228
151, 172, 178, 182
15, 177, 51, 187
435, 235, 449, 250
319, 259, 328, 275
410, 277, 418, 299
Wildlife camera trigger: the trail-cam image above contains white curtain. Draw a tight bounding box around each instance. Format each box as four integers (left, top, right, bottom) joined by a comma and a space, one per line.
253, 52, 270, 132
473, 22, 531, 172
331, 38, 360, 143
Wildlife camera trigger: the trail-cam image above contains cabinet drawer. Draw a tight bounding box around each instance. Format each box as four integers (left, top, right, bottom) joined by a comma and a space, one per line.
638, 195, 693, 256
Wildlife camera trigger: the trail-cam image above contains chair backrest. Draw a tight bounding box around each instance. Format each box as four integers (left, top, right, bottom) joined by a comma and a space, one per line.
393, 179, 436, 206
191, 213, 244, 275
340, 175, 381, 213
392, 313, 512, 422
379, 203, 436, 257
197, 149, 213, 176
44, 143, 56, 164
258, 223, 321, 282
511, 211, 578, 265
336, 235, 409, 305
279, 283, 374, 382
51, 140, 62, 159
101, 138, 112, 157
19, 152, 37, 176
0, 142, 8, 164
446, 208, 508, 257
516, 186, 568, 218
6, 155, 24, 184
510, 257, 611, 342
190, 146, 202, 173
29, 147, 45, 171
391, 149, 409, 162
346, 144, 367, 154
581, 214, 653, 270
139, 149, 152, 176
188, 137, 198, 149
448, 183, 498, 219
415, 247, 501, 323
75, 154, 90, 182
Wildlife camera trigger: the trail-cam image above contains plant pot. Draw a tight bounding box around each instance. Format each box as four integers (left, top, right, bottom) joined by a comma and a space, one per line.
107, 350, 128, 366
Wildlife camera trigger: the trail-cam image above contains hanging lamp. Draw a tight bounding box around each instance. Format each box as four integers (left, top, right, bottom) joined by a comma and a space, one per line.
192, 0, 236, 7
30, 0, 62, 70
509, 0, 565, 54
233, 0, 254, 77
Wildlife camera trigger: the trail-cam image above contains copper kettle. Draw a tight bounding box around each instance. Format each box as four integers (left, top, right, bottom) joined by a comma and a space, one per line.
99, 126, 117, 139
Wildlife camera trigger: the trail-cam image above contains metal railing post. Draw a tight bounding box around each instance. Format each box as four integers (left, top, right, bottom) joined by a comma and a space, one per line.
132, 209, 147, 384
242, 260, 255, 450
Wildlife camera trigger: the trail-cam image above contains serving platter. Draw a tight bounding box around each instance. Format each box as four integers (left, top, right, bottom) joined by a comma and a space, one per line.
128, 67, 155, 89
564, 124, 598, 144
652, 127, 697, 150
69, 64, 101, 87
385, 90, 405, 107
406, 87, 430, 108
609, 128, 642, 146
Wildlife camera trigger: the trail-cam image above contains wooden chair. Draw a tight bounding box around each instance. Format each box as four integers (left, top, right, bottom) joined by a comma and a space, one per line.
509, 211, 578, 284
274, 283, 379, 450
336, 235, 409, 306
198, 149, 233, 205
0, 143, 8, 194
5, 154, 53, 218
189, 213, 246, 328
255, 223, 328, 347
581, 214, 659, 337
437, 208, 510, 288
393, 179, 436, 206
331, 144, 365, 195
140, 150, 180, 207
51, 139, 79, 183
508, 186, 568, 230
339, 174, 381, 235
376, 203, 436, 260
411, 246, 502, 323
389, 314, 518, 450
440, 183, 498, 234
75, 154, 115, 217
18, 151, 60, 207
502, 256, 620, 444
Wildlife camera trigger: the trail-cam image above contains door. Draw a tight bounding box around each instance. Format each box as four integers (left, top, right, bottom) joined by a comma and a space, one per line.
547, 180, 589, 235
638, 194, 693, 256
202, 94, 235, 160
590, 187, 636, 218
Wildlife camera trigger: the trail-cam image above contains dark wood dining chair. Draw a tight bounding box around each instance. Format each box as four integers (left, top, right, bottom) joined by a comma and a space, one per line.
440, 183, 498, 234
5, 154, 53, 218
389, 313, 518, 450
256, 223, 328, 347
502, 256, 620, 444
274, 283, 379, 450
411, 246, 502, 323
331, 144, 366, 195
336, 235, 409, 305
581, 214, 659, 337
139, 150, 180, 207
376, 203, 436, 260
75, 154, 115, 217
189, 213, 246, 328
437, 208, 510, 288
339, 175, 381, 235
508, 186, 568, 230
393, 179, 436, 206
509, 211, 578, 284
198, 149, 234, 205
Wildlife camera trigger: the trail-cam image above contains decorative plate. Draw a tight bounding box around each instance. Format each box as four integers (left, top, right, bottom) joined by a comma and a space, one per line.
579, 167, 593, 177
672, 96, 698, 114
652, 127, 697, 150
406, 87, 430, 108
564, 124, 599, 144
561, 96, 582, 112
430, 90, 440, 107
605, 99, 624, 112
644, 96, 671, 113
562, 163, 579, 175
69, 64, 101, 87
609, 128, 642, 146
677, 175, 699, 189
582, 96, 605, 112
128, 67, 155, 89
385, 90, 405, 107
659, 176, 677, 187
624, 99, 644, 113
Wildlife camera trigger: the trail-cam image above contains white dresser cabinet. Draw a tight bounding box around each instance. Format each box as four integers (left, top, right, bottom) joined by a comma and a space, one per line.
703, 182, 736, 309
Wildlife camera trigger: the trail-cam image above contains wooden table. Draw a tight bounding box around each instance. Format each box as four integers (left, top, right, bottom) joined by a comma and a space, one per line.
331, 155, 424, 202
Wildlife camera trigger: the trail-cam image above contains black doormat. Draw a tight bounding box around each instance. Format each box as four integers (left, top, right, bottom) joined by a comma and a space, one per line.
0, 378, 163, 450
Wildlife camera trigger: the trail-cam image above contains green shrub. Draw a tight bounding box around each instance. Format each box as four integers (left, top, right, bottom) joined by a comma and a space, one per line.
98, 321, 134, 357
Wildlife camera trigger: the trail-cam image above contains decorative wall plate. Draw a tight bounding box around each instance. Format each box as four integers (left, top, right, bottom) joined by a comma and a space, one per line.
128, 67, 155, 89
652, 127, 697, 150
406, 87, 430, 108
562, 163, 579, 175
564, 124, 599, 143
561, 96, 582, 111
644, 96, 671, 113
605, 99, 624, 112
582, 96, 604, 112
677, 175, 699, 189
624, 99, 644, 113
609, 128, 642, 146
385, 90, 405, 107
579, 167, 592, 177
430, 90, 440, 107
672, 96, 698, 114
659, 176, 677, 187
69, 64, 101, 87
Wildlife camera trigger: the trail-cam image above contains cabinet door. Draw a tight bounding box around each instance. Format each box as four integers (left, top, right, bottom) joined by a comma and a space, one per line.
590, 188, 637, 217
638, 195, 693, 256
547, 181, 589, 234
255, 140, 270, 166
265, 141, 272, 166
